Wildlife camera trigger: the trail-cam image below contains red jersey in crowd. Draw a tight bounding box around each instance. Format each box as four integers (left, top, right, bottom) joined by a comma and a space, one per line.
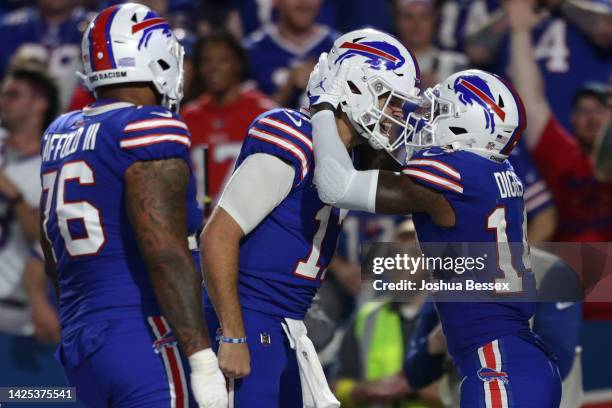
533, 116, 612, 243
182, 87, 276, 203
67, 85, 95, 112
534, 116, 612, 320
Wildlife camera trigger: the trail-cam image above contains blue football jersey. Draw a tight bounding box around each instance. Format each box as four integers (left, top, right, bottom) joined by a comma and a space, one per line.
403, 147, 536, 363
203, 108, 347, 319
40, 100, 202, 329
244, 26, 339, 108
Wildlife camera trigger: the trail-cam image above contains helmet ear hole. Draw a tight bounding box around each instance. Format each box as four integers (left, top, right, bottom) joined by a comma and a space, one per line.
157, 59, 170, 70
347, 81, 362, 95
449, 127, 467, 135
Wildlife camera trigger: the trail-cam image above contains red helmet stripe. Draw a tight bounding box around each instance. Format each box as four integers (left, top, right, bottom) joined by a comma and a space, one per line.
132, 17, 166, 34
90, 5, 120, 71
458, 78, 506, 121
339, 42, 399, 63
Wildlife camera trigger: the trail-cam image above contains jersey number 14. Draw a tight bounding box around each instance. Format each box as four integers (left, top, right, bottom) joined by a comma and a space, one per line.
486, 206, 531, 293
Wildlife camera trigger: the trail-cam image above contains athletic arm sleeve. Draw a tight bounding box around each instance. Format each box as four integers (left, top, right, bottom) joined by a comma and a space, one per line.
218, 153, 295, 235
311, 110, 378, 213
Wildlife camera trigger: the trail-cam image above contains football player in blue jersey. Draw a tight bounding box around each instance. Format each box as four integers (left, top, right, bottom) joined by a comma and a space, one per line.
39, 4, 226, 408
200, 28, 421, 407
403, 248, 583, 407
308, 61, 562, 407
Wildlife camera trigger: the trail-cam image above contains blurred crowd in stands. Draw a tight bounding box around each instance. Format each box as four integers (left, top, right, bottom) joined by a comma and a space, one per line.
0, 0, 610, 406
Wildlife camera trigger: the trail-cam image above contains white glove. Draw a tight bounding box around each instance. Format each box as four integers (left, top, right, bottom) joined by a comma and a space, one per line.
307, 52, 347, 109
189, 348, 228, 408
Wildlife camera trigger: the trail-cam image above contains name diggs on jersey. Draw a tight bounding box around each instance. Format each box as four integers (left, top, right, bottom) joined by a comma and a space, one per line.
493, 170, 523, 198
42, 123, 100, 163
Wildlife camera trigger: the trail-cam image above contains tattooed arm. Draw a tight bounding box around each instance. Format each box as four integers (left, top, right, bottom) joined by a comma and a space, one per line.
125, 158, 209, 356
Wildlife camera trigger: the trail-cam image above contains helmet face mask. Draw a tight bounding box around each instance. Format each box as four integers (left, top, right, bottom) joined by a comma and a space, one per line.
147, 39, 185, 111
405, 86, 462, 151
352, 76, 421, 163
80, 3, 185, 111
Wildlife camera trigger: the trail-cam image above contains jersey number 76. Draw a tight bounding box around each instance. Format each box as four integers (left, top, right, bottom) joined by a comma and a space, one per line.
42, 161, 106, 258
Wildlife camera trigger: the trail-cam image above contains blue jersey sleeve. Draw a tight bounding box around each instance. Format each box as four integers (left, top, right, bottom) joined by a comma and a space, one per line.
239, 109, 313, 188
508, 141, 554, 220
118, 107, 192, 164
403, 300, 446, 389
402, 148, 464, 201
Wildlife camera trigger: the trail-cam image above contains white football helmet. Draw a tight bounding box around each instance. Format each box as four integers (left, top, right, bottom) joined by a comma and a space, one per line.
406, 69, 526, 161
79, 3, 185, 110
325, 29, 421, 162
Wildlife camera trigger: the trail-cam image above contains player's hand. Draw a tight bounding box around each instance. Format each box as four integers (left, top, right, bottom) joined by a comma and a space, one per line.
503, 0, 548, 33
217, 341, 251, 379
188, 348, 228, 408
307, 52, 346, 110
30, 298, 61, 343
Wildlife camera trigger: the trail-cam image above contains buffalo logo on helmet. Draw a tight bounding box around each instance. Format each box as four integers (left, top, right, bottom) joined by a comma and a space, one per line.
132, 11, 172, 50
335, 40, 406, 71
477, 367, 509, 384
454, 75, 506, 134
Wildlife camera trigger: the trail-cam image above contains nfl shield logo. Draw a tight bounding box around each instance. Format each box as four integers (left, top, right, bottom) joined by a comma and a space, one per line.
260, 332, 271, 346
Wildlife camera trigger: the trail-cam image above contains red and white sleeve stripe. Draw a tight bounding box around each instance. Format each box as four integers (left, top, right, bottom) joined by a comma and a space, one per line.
120, 134, 191, 149
248, 127, 309, 180
258, 117, 313, 151
404, 159, 461, 180
402, 168, 464, 194
124, 118, 188, 133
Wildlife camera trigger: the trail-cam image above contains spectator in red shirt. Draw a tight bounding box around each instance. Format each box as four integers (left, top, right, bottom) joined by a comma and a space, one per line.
182, 30, 276, 206
507, 0, 612, 243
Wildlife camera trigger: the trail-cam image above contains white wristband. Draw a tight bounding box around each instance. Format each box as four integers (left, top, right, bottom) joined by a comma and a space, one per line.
188, 348, 219, 375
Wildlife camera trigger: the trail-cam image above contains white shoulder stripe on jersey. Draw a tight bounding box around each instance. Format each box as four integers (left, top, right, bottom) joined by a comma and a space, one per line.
523, 180, 547, 200
525, 190, 552, 212
83, 102, 134, 116
259, 117, 313, 151
120, 134, 191, 149
404, 159, 461, 180
402, 168, 463, 193
248, 128, 308, 180
124, 119, 188, 132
